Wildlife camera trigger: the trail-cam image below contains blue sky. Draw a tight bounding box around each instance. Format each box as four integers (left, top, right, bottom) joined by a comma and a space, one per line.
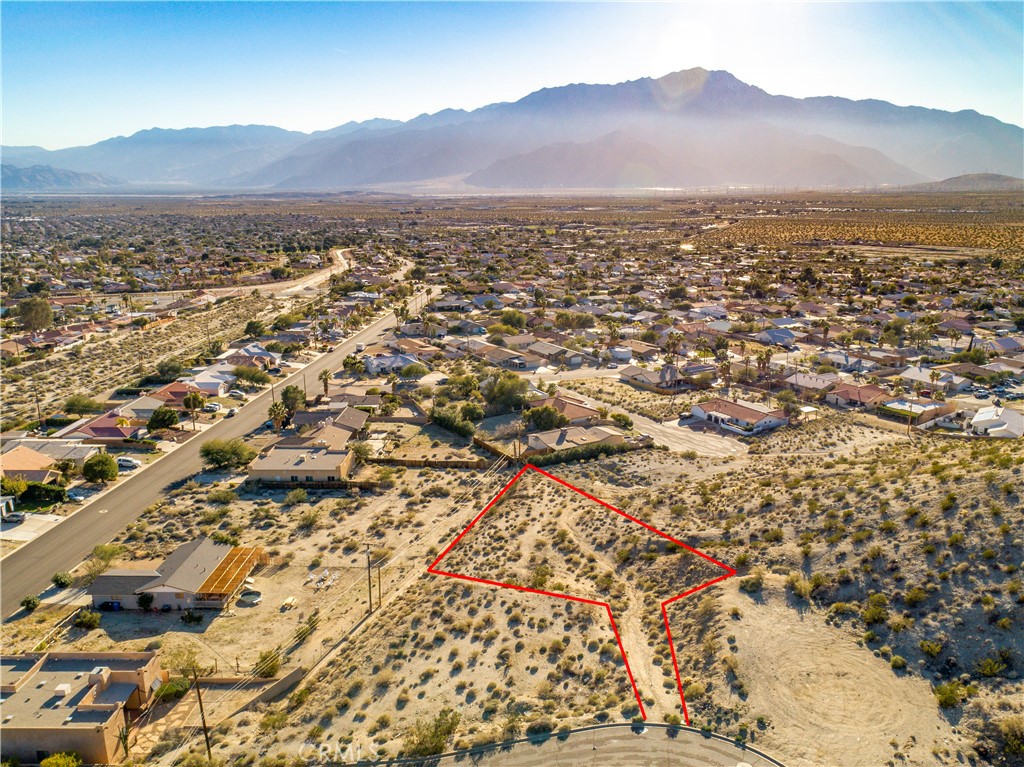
2, 2, 1021, 149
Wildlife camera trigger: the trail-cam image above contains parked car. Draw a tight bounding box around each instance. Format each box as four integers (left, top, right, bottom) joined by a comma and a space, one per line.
228, 389, 247, 400
607, 362, 619, 369
203, 402, 222, 412
355, 343, 366, 353
268, 367, 282, 375
226, 407, 238, 417
67, 491, 86, 502
116, 456, 142, 470
2, 512, 26, 524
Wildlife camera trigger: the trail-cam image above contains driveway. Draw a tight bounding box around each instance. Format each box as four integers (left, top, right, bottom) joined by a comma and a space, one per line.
0, 513, 63, 543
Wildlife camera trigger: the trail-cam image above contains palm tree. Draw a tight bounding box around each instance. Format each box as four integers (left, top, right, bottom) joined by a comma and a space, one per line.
268, 401, 287, 433
948, 328, 962, 351
318, 368, 332, 398
183, 391, 205, 431
718, 360, 732, 391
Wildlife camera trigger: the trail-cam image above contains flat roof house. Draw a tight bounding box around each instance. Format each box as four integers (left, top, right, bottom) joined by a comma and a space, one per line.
247, 446, 355, 485
692, 398, 789, 435
970, 406, 1024, 439
0, 651, 167, 764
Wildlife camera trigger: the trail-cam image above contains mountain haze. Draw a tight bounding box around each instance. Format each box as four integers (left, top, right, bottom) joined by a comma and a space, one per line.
3, 69, 1021, 192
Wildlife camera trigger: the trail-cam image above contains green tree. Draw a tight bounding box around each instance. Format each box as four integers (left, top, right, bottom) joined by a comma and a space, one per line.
268, 400, 288, 433
199, 438, 257, 470
610, 412, 633, 430
233, 365, 271, 386
400, 363, 429, 378
244, 319, 266, 338
17, 296, 53, 332
523, 405, 569, 431
500, 309, 527, 329
1, 476, 28, 498
147, 406, 179, 432
83, 453, 118, 484
137, 592, 154, 610
64, 393, 104, 415
155, 357, 184, 382
482, 370, 528, 412
280, 384, 305, 416
318, 367, 332, 397
183, 391, 205, 431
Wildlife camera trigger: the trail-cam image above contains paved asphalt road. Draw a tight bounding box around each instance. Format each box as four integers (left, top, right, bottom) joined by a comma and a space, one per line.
0, 288, 432, 619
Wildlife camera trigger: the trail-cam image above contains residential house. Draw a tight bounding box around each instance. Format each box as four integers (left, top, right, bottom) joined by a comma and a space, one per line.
980, 336, 1023, 355
362, 352, 421, 376
0, 651, 168, 764
754, 327, 802, 347
526, 425, 625, 454
56, 410, 144, 442
783, 372, 840, 397
150, 380, 205, 410
970, 406, 1024, 439
875, 397, 956, 425
292, 407, 368, 435
0, 445, 60, 484
897, 365, 971, 393
247, 446, 355, 484
188, 363, 237, 397
87, 537, 265, 611
825, 383, 889, 408
691, 398, 789, 435
0, 439, 102, 469
526, 395, 602, 425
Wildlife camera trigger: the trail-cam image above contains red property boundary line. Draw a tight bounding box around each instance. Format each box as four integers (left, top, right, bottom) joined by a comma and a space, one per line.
427, 464, 735, 724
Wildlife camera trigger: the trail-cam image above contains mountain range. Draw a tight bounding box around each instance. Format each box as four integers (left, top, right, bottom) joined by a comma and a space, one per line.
3, 68, 1022, 192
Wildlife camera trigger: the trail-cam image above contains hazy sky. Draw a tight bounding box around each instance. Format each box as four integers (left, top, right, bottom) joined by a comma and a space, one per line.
3, 2, 1021, 149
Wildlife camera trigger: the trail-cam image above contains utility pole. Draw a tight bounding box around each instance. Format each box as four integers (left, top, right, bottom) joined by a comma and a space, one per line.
376, 563, 383, 610
191, 669, 212, 759
32, 388, 42, 425
271, 381, 276, 403
365, 544, 373, 615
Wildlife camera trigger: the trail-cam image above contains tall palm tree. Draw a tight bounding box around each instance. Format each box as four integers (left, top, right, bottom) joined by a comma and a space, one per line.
318, 368, 332, 398
183, 391, 205, 431
268, 401, 287, 434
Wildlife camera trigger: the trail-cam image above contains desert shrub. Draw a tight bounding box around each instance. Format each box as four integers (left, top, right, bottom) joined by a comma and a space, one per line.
920, 639, 944, 658
904, 586, 927, 607
890, 655, 907, 670
200, 438, 257, 470
40, 754, 81, 767
260, 710, 288, 731
283, 488, 308, 506
739, 568, 764, 593
51, 572, 74, 588
526, 718, 555, 736
933, 680, 974, 708
861, 593, 889, 625
73, 610, 101, 630
762, 528, 784, 543
402, 707, 461, 757
207, 488, 237, 505
153, 677, 191, 702
20, 595, 40, 612
977, 656, 1008, 678
255, 648, 282, 678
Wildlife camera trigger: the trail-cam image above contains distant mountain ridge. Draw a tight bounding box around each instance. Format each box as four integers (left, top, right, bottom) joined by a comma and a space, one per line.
901, 173, 1024, 193
2, 164, 122, 191
3, 68, 1021, 192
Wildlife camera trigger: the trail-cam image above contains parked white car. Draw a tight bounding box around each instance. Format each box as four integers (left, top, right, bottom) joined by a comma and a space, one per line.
203, 402, 223, 413
116, 456, 142, 470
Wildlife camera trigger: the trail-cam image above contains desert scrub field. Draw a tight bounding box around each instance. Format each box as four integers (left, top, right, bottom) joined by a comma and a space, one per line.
697, 209, 1024, 254
562, 379, 691, 422
1, 293, 279, 426
653, 438, 1022, 763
